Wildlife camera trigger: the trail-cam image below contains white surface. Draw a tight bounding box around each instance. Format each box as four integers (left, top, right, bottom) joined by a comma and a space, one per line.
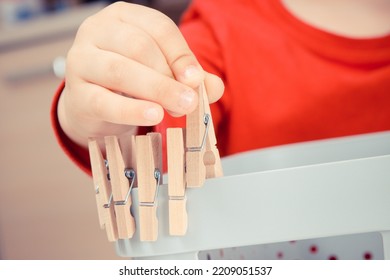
116, 132, 390, 259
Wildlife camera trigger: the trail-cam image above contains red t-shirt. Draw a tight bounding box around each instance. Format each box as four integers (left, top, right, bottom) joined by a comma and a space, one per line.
51, 0, 390, 175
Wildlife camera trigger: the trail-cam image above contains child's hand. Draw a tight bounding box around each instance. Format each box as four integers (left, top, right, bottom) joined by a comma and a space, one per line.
57, 2, 224, 147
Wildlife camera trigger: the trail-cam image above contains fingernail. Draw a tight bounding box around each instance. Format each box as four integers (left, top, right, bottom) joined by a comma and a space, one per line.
143, 108, 160, 122
183, 65, 201, 80
179, 90, 195, 110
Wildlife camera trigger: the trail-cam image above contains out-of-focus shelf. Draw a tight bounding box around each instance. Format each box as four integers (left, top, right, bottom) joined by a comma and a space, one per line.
0, 1, 122, 260
0, 2, 106, 52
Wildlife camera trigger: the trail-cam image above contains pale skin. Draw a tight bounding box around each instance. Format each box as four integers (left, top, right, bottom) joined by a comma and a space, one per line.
58, 0, 390, 148
58, 2, 225, 148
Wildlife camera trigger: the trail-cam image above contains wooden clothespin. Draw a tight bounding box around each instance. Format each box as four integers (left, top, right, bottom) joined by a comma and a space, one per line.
88, 139, 118, 242
105, 135, 136, 239
186, 82, 223, 188
167, 128, 187, 235
136, 132, 162, 241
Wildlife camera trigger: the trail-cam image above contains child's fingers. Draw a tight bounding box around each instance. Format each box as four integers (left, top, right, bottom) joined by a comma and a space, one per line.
80, 17, 173, 78
110, 2, 205, 88
162, 72, 225, 118
74, 48, 199, 116
79, 83, 164, 126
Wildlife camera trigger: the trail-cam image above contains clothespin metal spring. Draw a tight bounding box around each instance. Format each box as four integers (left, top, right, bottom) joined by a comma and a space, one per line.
103, 168, 136, 208
186, 113, 210, 152
139, 168, 161, 207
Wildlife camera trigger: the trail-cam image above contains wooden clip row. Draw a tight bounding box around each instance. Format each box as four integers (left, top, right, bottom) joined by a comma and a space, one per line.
88, 84, 222, 241
136, 132, 162, 241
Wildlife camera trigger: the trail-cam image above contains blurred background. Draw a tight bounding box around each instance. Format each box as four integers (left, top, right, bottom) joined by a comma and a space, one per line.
0, 0, 189, 259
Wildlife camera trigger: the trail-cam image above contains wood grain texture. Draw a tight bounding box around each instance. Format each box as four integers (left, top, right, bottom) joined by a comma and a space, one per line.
136, 133, 162, 241
88, 139, 118, 242
185, 83, 223, 187
105, 136, 135, 239
167, 128, 187, 235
